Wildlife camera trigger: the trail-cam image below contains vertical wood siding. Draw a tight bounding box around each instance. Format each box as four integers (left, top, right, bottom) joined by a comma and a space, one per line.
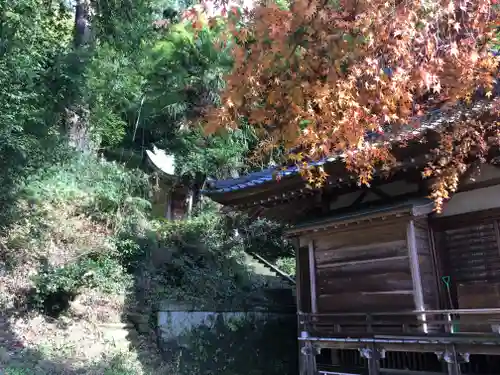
433, 215, 500, 331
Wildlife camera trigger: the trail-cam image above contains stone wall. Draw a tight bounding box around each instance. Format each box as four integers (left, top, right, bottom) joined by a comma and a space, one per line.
157, 306, 298, 375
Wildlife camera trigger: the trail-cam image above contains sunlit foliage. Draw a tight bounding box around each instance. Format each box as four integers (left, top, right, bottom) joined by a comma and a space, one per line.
205, 0, 499, 211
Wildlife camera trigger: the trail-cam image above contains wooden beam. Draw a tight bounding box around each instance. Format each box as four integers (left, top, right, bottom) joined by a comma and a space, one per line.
314, 341, 500, 356
309, 240, 318, 314
407, 219, 427, 333
457, 176, 500, 193
316, 255, 409, 269
287, 209, 412, 237
431, 207, 500, 230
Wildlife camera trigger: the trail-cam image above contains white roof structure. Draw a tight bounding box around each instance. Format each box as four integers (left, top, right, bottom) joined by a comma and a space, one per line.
146, 145, 176, 176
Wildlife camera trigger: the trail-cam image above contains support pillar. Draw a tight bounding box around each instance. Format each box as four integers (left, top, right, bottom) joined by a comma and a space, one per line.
435, 349, 469, 375
359, 346, 385, 375
307, 240, 317, 313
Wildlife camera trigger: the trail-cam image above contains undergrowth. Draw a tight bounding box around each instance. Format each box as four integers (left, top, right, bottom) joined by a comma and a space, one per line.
0, 147, 292, 315
0, 151, 159, 373
0, 152, 152, 313
0, 149, 294, 374
144, 209, 294, 310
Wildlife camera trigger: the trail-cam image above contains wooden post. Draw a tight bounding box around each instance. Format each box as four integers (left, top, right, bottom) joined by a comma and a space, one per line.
300, 340, 318, 375
368, 356, 380, 375
293, 238, 302, 311
308, 239, 318, 314
165, 191, 172, 220
407, 219, 428, 332
447, 362, 462, 375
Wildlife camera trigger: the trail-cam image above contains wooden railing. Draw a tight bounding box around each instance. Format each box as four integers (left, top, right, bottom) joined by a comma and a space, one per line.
298, 309, 500, 337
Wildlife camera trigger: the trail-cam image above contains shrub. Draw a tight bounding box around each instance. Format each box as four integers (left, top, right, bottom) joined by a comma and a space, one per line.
151, 213, 252, 308
31, 255, 130, 317
22, 153, 152, 231
149, 211, 292, 309
1, 152, 153, 315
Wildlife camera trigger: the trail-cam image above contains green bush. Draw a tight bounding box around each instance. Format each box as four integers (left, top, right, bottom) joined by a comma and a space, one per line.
3, 152, 155, 315
152, 213, 252, 308
31, 255, 131, 316
150, 211, 293, 309
22, 153, 152, 229
226, 212, 295, 263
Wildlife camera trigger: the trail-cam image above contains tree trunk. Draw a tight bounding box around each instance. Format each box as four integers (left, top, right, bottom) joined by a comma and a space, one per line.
66, 0, 93, 152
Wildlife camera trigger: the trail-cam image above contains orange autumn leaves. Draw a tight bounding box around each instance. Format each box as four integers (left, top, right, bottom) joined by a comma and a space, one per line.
202, 0, 499, 211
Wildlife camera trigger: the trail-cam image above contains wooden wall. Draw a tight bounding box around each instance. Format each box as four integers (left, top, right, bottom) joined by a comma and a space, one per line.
430, 213, 500, 332
312, 218, 415, 313
434, 216, 500, 310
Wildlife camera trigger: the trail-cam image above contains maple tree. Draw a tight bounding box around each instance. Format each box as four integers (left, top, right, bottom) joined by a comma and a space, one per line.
203, 0, 499, 212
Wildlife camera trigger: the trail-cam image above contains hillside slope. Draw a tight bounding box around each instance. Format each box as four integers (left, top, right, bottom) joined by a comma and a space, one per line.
0, 153, 295, 374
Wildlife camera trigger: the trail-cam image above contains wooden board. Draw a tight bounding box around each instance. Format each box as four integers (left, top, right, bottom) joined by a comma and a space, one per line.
318, 272, 413, 295
444, 222, 500, 283
312, 221, 414, 313
314, 221, 407, 252
456, 283, 500, 333
318, 292, 415, 312
316, 240, 407, 266
317, 255, 410, 279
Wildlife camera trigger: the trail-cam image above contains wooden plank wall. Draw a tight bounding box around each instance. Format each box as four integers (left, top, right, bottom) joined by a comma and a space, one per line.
442, 221, 500, 310
445, 222, 500, 284
312, 219, 414, 313
432, 219, 500, 332
413, 219, 439, 309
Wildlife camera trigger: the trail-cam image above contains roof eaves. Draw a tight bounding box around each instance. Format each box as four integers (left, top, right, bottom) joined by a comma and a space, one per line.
203, 88, 498, 195
285, 198, 434, 236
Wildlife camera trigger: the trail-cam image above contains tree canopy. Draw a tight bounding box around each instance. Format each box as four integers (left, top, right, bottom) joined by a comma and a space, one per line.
204, 0, 500, 211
